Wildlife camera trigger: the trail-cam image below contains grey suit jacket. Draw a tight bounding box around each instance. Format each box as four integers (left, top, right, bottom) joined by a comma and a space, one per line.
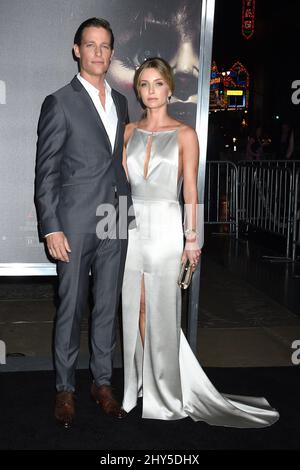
35, 76, 133, 237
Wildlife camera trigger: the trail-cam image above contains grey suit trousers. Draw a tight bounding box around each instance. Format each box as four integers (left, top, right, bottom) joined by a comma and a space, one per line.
55, 201, 128, 392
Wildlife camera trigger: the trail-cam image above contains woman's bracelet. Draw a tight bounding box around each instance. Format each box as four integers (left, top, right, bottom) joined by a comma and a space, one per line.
184, 228, 198, 237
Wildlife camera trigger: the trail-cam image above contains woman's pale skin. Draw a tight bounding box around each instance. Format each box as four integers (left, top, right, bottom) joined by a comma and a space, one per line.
123, 67, 201, 344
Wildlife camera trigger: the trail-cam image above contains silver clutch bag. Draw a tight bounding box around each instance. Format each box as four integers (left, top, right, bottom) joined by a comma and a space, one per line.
177, 259, 193, 289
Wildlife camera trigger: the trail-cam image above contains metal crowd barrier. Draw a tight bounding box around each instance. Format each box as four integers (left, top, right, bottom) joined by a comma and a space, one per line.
238, 162, 294, 259
238, 160, 300, 192
204, 160, 300, 265
292, 169, 300, 262
204, 161, 239, 238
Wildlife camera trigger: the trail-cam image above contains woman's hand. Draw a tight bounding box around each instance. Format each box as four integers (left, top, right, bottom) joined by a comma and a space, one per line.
181, 238, 202, 271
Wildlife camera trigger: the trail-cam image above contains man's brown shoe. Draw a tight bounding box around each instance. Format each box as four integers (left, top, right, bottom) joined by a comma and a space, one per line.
54, 391, 75, 429
91, 383, 127, 419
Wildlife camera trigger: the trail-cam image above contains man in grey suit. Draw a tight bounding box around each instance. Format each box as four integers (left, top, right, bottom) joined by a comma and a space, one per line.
35, 18, 132, 428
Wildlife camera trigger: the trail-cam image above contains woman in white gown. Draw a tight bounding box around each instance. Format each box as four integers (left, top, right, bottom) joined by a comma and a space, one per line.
121, 58, 279, 427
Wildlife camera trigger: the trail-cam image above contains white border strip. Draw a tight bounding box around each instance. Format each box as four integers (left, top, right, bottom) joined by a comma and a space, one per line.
0, 263, 56, 276
196, 0, 215, 249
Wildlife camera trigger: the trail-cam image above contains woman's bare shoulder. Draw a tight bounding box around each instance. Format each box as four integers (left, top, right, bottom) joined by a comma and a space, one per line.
125, 121, 139, 134
125, 121, 139, 130
177, 124, 198, 146
178, 124, 197, 137
124, 122, 139, 144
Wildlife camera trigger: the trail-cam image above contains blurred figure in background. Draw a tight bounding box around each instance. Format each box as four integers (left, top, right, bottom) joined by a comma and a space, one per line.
245, 124, 273, 161
245, 125, 264, 161
278, 122, 294, 160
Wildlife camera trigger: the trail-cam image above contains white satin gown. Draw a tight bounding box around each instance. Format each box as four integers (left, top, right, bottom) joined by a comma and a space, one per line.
122, 128, 279, 427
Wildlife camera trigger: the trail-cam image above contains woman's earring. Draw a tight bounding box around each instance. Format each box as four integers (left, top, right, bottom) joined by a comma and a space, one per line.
168, 95, 172, 103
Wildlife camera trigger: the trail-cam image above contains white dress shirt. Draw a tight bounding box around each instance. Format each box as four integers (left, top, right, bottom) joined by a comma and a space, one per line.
76, 72, 118, 150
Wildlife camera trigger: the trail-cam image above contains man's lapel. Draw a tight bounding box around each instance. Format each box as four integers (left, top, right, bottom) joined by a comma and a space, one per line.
111, 89, 122, 157
71, 76, 112, 154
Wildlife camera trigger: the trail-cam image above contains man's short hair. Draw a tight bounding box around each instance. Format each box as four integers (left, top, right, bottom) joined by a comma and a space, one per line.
74, 17, 114, 49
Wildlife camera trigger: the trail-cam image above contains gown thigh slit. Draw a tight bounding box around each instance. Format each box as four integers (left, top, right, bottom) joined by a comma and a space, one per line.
139, 273, 146, 346
122, 128, 279, 427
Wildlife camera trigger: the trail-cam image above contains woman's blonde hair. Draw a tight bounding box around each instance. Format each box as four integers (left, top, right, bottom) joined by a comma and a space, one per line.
134, 57, 175, 100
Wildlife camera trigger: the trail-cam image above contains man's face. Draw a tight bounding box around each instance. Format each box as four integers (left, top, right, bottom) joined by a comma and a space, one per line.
73, 26, 114, 80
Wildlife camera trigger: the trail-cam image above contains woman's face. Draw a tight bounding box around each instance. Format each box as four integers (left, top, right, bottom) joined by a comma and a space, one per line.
107, 1, 200, 124
138, 68, 171, 110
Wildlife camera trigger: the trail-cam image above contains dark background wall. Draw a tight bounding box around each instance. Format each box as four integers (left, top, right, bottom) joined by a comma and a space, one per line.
212, 0, 300, 127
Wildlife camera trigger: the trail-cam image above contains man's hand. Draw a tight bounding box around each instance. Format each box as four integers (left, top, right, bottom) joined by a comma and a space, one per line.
46, 232, 71, 262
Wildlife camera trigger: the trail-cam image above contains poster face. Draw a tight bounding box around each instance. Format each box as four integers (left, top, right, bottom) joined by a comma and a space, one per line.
104, 0, 202, 125
0, 0, 202, 266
